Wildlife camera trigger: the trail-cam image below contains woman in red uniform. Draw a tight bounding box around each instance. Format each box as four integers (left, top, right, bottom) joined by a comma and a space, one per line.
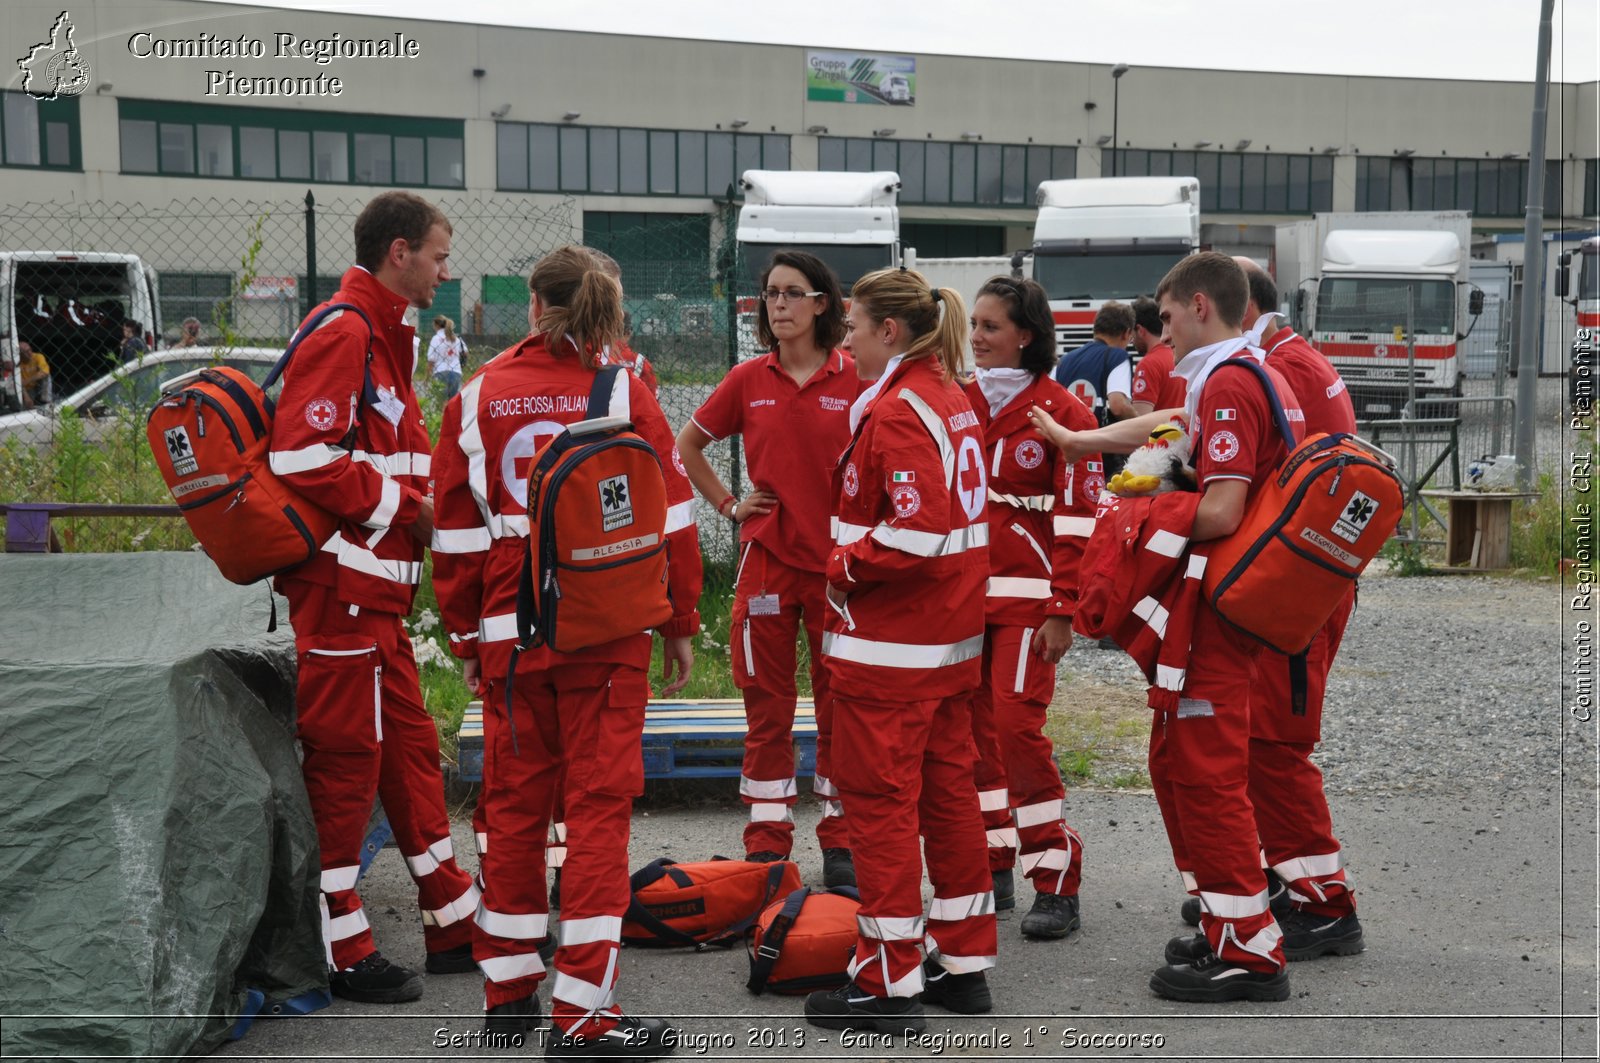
677, 251, 859, 880
431, 245, 702, 1059
802, 267, 995, 1034
961, 276, 1101, 940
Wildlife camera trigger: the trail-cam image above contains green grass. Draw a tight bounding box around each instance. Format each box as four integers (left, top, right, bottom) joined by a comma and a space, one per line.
1511, 434, 1595, 572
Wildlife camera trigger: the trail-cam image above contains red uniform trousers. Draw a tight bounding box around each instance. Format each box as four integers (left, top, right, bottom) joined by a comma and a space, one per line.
731, 541, 846, 855
970, 626, 1083, 895
283, 579, 477, 971
1249, 588, 1357, 917
833, 693, 997, 997
472, 652, 649, 1035
1148, 607, 1285, 973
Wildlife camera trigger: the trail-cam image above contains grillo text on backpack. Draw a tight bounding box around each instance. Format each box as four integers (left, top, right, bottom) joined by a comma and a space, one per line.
1199, 357, 1403, 709
146, 303, 377, 594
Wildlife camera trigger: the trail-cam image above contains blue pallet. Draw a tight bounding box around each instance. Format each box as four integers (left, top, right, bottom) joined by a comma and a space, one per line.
455, 698, 817, 782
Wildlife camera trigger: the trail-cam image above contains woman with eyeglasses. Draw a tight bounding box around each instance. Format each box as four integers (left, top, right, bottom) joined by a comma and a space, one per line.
961, 276, 1102, 943
676, 250, 860, 882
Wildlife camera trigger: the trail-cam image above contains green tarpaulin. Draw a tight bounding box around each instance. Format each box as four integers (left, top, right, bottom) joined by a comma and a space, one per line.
0, 552, 326, 1059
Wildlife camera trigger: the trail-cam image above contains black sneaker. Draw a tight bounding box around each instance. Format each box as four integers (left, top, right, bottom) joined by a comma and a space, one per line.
1280, 908, 1365, 960
805, 982, 927, 1035
1179, 872, 1291, 926
549, 868, 562, 909
1149, 949, 1289, 1003
545, 1015, 674, 1059
485, 993, 541, 1037
822, 848, 856, 889
745, 850, 785, 863
328, 951, 424, 1004
992, 868, 1015, 912
425, 943, 478, 974
1019, 892, 1080, 940
1164, 932, 1208, 966
918, 958, 992, 1014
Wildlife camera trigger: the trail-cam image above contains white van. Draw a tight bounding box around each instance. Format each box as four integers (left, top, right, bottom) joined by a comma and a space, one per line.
1, 251, 161, 411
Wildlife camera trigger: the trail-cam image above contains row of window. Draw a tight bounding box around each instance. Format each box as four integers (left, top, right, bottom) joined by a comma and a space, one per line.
0, 91, 79, 169
818, 136, 1077, 207
1355, 156, 1550, 218
496, 123, 789, 197
1111, 149, 1336, 214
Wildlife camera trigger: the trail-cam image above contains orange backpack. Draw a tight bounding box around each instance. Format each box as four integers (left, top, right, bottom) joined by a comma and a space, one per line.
146, 303, 374, 586
513, 367, 672, 653
746, 886, 861, 995
1202, 359, 1403, 657
621, 857, 801, 948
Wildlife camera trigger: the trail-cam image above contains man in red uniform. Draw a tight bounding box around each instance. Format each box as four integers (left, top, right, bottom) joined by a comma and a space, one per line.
268, 192, 478, 1002
1130, 295, 1187, 415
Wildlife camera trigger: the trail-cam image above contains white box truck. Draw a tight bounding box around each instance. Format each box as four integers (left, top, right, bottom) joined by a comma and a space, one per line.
1275, 211, 1479, 413
1031, 176, 1201, 352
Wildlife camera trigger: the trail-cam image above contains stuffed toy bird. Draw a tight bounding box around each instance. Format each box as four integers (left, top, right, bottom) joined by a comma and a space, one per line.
1107, 421, 1198, 496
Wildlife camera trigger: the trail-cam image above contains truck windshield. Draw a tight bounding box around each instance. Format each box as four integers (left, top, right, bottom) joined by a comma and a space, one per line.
1033, 250, 1187, 301
1580, 253, 1600, 301
740, 243, 894, 295
1315, 278, 1456, 336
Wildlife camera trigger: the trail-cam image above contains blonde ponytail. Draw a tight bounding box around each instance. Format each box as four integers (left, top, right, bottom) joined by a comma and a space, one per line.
850, 269, 968, 380
528, 245, 626, 367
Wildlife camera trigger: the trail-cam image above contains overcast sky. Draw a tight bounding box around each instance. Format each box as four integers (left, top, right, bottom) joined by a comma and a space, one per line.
198, 0, 1599, 83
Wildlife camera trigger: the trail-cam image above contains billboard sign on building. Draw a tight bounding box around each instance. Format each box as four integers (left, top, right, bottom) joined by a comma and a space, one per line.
806, 51, 916, 106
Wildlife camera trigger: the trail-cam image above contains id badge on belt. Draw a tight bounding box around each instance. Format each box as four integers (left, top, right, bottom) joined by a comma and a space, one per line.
748, 594, 780, 616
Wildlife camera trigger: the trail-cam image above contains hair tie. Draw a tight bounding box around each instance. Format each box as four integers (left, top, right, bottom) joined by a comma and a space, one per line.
929, 288, 942, 304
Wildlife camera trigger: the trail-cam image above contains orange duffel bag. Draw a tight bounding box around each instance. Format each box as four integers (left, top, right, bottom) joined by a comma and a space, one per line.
622, 857, 800, 949
746, 886, 861, 995
1202, 358, 1403, 656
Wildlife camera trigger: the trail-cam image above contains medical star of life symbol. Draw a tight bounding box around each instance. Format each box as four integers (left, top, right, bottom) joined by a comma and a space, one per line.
602, 479, 628, 510
166, 429, 191, 459
1345, 496, 1375, 525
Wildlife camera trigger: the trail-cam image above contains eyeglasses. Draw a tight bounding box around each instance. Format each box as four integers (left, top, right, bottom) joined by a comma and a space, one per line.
761, 288, 823, 304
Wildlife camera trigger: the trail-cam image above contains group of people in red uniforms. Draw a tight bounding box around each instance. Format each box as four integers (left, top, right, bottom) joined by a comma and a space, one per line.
271, 189, 1362, 1058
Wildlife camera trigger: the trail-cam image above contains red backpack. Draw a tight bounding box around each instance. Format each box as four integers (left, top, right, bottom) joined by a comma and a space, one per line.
746, 886, 861, 995
146, 303, 374, 586
621, 858, 800, 948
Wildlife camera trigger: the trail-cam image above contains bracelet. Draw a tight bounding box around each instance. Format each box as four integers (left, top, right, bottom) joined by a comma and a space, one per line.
718, 495, 737, 519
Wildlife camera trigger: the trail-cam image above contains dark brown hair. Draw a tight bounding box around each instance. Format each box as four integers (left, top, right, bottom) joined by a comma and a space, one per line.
1156, 252, 1249, 328
756, 250, 846, 352
353, 191, 451, 272
1093, 300, 1136, 339
528, 245, 625, 367
975, 276, 1057, 375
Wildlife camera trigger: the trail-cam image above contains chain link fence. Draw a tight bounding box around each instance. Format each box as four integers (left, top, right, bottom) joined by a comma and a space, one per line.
0, 194, 754, 561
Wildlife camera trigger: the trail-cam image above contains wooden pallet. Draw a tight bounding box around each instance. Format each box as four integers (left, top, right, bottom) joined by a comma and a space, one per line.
455, 698, 817, 782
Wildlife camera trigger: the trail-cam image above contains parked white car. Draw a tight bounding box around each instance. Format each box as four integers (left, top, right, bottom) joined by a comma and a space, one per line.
0, 347, 280, 446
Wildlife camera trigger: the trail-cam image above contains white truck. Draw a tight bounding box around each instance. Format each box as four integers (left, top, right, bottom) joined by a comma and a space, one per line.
1030, 176, 1202, 352
1559, 235, 1600, 333
1275, 211, 1479, 414
735, 169, 901, 360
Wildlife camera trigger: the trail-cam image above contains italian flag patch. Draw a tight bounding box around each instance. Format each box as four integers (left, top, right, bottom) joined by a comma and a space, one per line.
892, 471, 916, 483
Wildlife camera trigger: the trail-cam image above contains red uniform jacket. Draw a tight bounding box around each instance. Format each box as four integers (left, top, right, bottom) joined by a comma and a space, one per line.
823, 357, 989, 699
269, 266, 431, 614
430, 332, 702, 672
597, 339, 660, 398
1132, 343, 1187, 411
961, 374, 1101, 626
1261, 326, 1356, 438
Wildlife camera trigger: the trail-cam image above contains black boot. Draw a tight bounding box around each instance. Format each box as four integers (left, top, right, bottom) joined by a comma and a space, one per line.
917, 957, 992, 1014
328, 951, 423, 1004
544, 1015, 675, 1059
822, 848, 856, 889
805, 981, 926, 1035
1149, 949, 1289, 1003
1019, 892, 1080, 940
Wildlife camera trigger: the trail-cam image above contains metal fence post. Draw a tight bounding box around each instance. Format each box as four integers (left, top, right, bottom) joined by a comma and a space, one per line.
304, 190, 318, 312
1406, 288, 1420, 546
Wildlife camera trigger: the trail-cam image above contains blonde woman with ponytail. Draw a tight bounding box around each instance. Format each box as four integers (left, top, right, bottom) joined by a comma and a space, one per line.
431, 244, 702, 1057
804, 268, 998, 1034
425, 313, 466, 398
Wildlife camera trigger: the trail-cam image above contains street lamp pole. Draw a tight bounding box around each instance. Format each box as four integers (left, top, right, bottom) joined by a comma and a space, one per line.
1111, 63, 1129, 177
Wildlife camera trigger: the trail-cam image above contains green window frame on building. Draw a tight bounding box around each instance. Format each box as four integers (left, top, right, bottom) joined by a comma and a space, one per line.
0, 90, 81, 171
498, 123, 789, 198
118, 99, 464, 187
1111, 149, 1332, 214
159, 271, 235, 339
1585, 159, 1598, 219
1354, 156, 1545, 219
819, 136, 1075, 207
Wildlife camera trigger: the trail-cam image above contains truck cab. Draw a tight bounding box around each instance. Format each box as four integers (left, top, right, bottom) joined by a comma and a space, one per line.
1031, 176, 1201, 351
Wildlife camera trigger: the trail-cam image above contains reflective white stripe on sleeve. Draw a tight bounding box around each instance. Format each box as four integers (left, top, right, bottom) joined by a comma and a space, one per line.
476, 905, 549, 940
1133, 596, 1170, 639
1186, 553, 1208, 579
322, 537, 424, 584
479, 612, 519, 643
327, 908, 370, 943
1272, 851, 1344, 882
1013, 798, 1064, 829
663, 499, 695, 534
986, 826, 1019, 850
559, 915, 624, 946
605, 369, 631, 421
552, 970, 616, 1011
403, 836, 456, 877
857, 914, 925, 942
740, 775, 799, 800
834, 520, 869, 546
989, 489, 1054, 512
458, 374, 492, 510
448, 630, 479, 645
897, 388, 956, 486
270, 444, 348, 475
986, 576, 1052, 600
320, 865, 360, 894
1198, 887, 1271, 920
363, 477, 402, 530
821, 632, 984, 670
1146, 528, 1188, 558
433, 525, 493, 553
354, 450, 431, 478
1054, 514, 1096, 537
749, 802, 795, 823
422, 882, 480, 927
977, 787, 1010, 813
480, 952, 544, 983
928, 891, 996, 922
870, 522, 988, 558
488, 513, 530, 539
1156, 664, 1185, 691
